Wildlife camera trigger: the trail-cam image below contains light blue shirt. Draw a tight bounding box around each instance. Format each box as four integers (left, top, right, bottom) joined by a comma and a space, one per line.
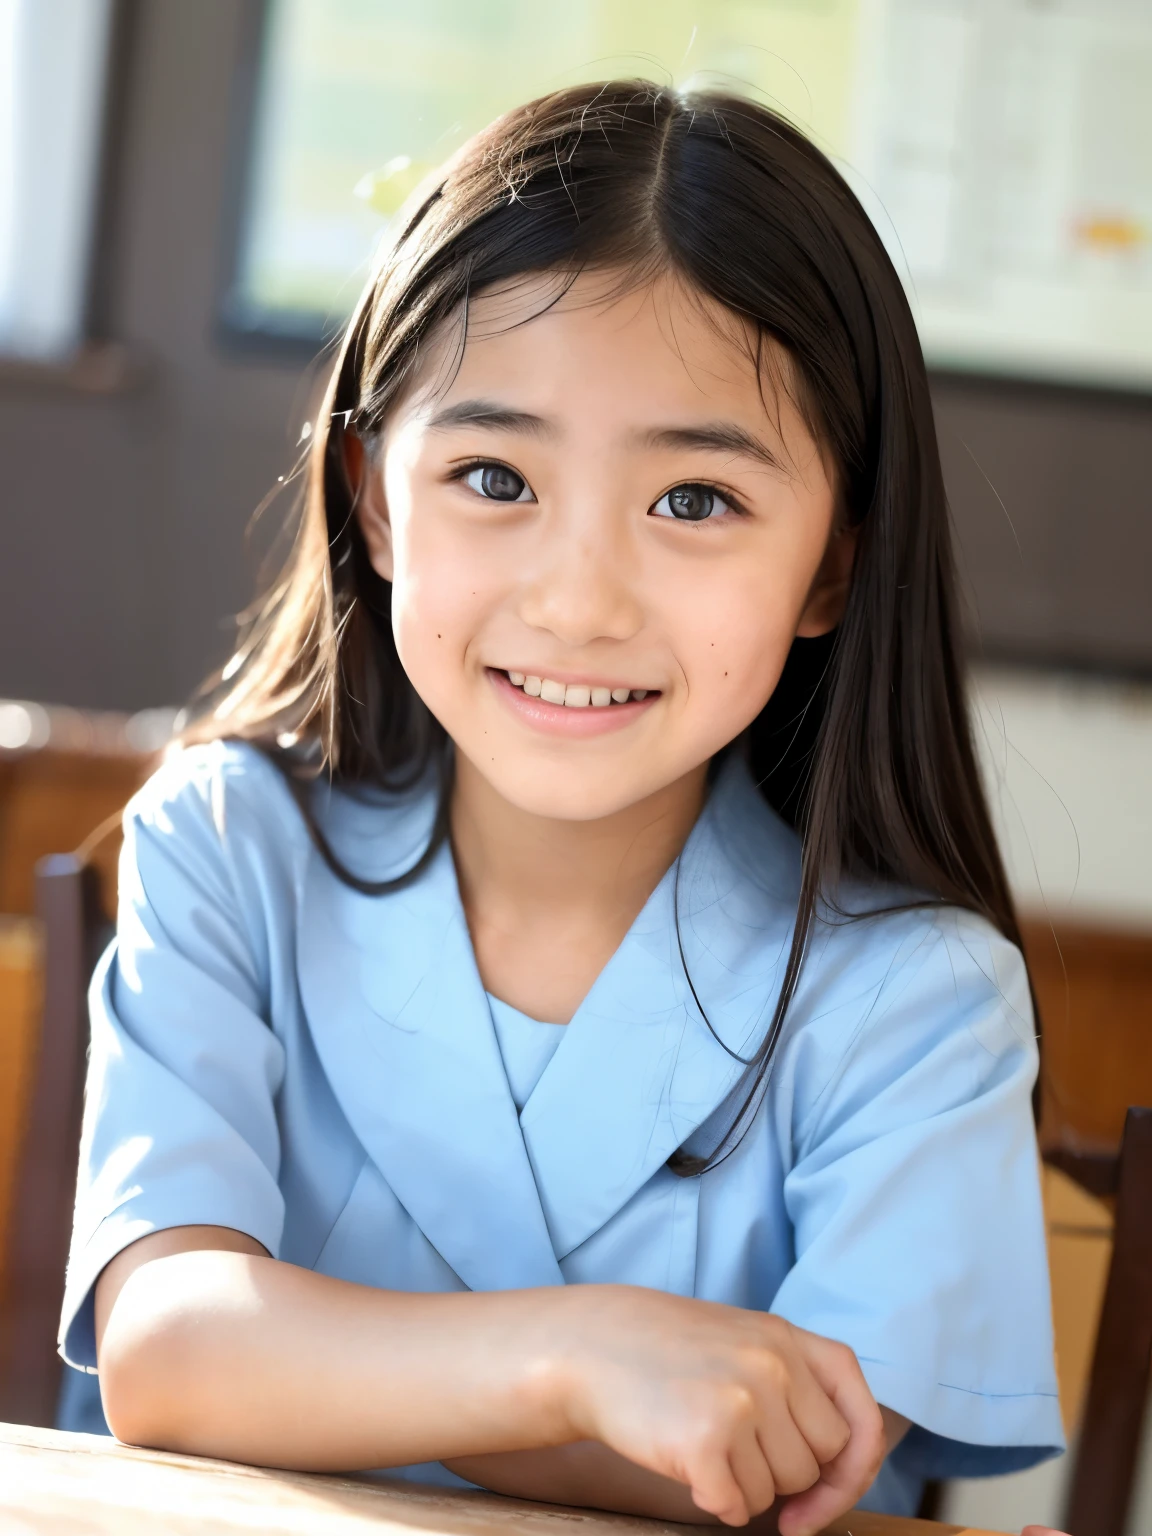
60, 741, 1063, 1513
488, 996, 567, 1110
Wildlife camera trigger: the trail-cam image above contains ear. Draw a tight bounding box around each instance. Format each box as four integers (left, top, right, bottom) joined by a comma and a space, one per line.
344, 430, 393, 582
795, 522, 858, 637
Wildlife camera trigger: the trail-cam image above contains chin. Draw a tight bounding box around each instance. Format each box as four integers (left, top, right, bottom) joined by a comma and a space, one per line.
486, 762, 659, 823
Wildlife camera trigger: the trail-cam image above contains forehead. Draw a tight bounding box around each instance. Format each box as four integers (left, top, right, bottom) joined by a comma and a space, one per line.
399, 268, 808, 443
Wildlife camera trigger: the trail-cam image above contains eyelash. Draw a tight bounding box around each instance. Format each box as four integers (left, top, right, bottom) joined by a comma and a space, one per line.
447, 458, 748, 523
651, 482, 747, 526
448, 457, 520, 487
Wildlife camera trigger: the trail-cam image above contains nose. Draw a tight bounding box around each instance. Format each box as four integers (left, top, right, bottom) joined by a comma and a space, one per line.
518, 501, 644, 647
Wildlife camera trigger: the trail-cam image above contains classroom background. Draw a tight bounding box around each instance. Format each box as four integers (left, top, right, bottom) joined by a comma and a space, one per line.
0, 3, 1149, 1533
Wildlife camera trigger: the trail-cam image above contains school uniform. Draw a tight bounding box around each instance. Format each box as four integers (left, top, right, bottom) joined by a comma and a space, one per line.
59, 741, 1063, 1514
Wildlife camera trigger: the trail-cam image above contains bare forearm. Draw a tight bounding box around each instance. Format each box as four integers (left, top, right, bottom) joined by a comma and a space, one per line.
448, 1442, 722, 1522
448, 1405, 911, 1520
99, 1250, 571, 1469
98, 1233, 890, 1530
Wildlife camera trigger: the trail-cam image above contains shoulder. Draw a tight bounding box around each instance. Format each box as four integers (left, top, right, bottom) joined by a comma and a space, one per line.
781, 902, 1036, 1143
806, 901, 1030, 1034
802, 890, 1024, 989
125, 739, 305, 861
117, 743, 313, 939
124, 739, 441, 892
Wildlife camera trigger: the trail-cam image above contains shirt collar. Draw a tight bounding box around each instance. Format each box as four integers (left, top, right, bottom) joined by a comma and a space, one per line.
296, 751, 800, 1286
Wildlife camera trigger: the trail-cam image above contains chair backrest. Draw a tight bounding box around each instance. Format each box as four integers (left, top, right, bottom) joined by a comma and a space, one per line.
1024, 918, 1152, 1536
0, 700, 159, 1418
0, 856, 109, 1426
1057, 1106, 1152, 1536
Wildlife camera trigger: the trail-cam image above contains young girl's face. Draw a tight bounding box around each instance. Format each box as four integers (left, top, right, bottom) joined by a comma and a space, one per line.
356, 271, 852, 822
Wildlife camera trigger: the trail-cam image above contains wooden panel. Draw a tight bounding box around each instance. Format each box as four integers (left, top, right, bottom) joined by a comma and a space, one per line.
0, 1423, 996, 1536
0, 917, 42, 1301
1044, 1165, 1113, 1432
0, 701, 160, 918
1023, 920, 1152, 1150
0, 752, 148, 918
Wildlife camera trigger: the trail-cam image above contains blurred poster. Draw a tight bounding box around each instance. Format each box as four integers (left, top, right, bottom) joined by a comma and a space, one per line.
850, 0, 1152, 388
230, 0, 1152, 391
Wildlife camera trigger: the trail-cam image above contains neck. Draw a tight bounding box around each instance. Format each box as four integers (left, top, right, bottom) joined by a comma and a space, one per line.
449, 754, 710, 1022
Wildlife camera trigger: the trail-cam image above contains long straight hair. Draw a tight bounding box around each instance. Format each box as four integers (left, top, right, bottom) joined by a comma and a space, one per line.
184, 82, 1025, 1172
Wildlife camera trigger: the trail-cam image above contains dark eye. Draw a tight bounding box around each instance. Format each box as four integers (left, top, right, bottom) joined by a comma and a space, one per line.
463, 463, 533, 502
651, 483, 729, 521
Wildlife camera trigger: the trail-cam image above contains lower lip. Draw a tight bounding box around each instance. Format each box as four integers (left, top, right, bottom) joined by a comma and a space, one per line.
488, 669, 659, 737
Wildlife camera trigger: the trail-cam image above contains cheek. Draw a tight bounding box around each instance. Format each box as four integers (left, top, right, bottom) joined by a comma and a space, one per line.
390, 530, 462, 673
672, 555, 810, 713
387, 503, 502, 698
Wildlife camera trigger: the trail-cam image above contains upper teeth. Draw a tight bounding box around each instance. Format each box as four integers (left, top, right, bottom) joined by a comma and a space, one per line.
507, 672, 649, 707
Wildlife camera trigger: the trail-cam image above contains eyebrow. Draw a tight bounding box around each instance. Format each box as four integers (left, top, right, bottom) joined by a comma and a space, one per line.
425, 399, 786, 473
425, 399, 555, 436
638, 423, 787, 473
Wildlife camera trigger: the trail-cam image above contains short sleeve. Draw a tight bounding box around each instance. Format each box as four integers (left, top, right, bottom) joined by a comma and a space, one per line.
770, 908, 1064, 1482
59, 748, 289, 1370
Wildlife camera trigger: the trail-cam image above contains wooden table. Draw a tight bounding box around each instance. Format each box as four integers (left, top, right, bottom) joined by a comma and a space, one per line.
1, 1423, 1001, 1536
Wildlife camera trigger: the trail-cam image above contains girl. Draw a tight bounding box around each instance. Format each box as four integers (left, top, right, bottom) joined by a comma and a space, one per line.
61, 83, 1062, 1530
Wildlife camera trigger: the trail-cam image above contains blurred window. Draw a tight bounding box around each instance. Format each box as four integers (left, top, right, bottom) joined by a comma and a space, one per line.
0, 0, 115, 361
228, 0, 1152, 391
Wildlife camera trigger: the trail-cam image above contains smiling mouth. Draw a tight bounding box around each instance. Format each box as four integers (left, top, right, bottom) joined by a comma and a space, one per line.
500, 670, 656, 708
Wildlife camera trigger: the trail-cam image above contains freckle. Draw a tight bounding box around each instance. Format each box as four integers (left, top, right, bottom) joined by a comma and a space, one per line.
724, 671, 728, 677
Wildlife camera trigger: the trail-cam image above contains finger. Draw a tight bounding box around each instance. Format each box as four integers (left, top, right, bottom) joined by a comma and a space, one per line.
685, 1443, 751, 1527
793, 1332, 885, 1497
754, 1409, 820, 1498
775, 1352, 851, 1468
776, 1335, 885, 1536
777, 1473, 861, 1536
727, 1423, 777, 1518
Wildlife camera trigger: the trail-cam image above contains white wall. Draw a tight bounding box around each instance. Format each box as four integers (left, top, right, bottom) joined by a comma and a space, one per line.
972, 664, 1152, 928
942, 1399, 1152, 1536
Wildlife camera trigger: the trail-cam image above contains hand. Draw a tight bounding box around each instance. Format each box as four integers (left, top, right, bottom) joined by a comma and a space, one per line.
554, 1286, 886, 1533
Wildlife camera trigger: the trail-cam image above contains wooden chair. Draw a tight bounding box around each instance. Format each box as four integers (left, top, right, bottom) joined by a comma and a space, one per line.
1040, 1110, 1152, 1536
0, 701, 158, 1425
1023, 918, 1152, 1536
0, 855, 110, 1426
